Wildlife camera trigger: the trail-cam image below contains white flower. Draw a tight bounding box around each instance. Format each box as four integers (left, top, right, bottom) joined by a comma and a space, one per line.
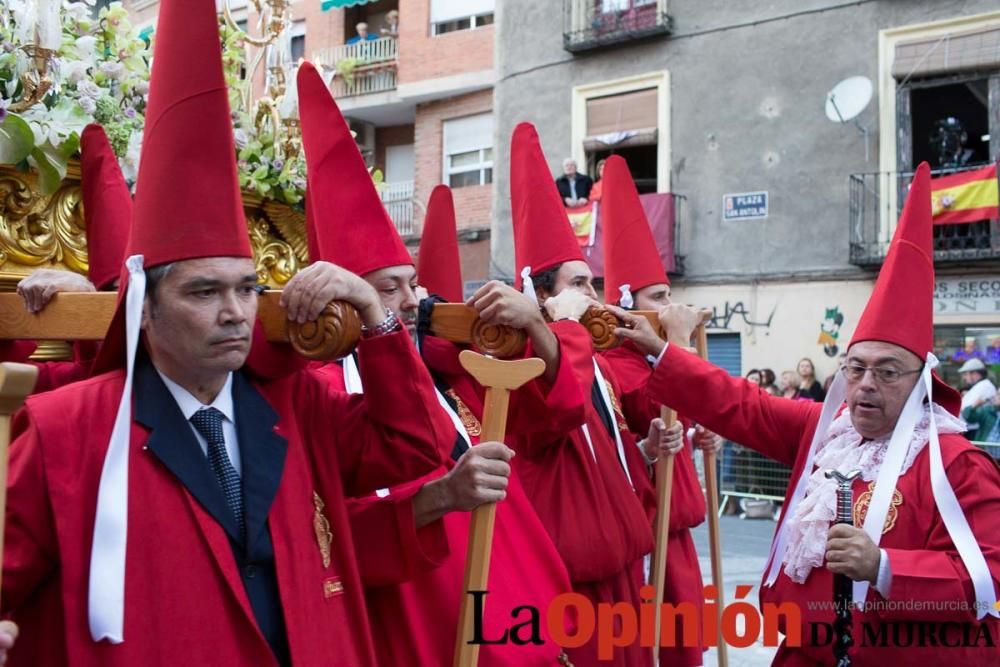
99, 62, 125, 80
233, 128, 249, 149
63, 60, 89, 85
76, 79, 101, 100
74, 35, 97, 62
64, 2, 91, 23
78, 96, 96, 114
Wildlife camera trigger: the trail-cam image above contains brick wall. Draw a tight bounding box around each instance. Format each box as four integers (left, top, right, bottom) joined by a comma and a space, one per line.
413, 89, 493, 234
396, 0, 493, 85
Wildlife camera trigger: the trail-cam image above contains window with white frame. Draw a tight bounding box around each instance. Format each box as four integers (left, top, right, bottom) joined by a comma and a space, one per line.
290, 20, 306, 63
443, 113, 493, 188
431, 0, 495, 36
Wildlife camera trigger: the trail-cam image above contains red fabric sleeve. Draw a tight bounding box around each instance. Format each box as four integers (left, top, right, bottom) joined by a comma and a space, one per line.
878, 445, 1000, 622
308, 330, 452, 496
647, 344, 821, 467
508, 321, 587, 440
2, 409, 59, 615
346, 474, 451, 586
0, 340, 92, 394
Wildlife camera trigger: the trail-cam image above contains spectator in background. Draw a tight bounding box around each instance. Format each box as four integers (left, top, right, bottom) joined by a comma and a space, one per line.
953, 338, 984, 363
587, 158, 608, 202
555, 158, 593, 207
760, 368, 781, 396
987, 336, 1000, 365
347, 22, 379, 44
380, 10, 399, 38
792, 357, 825, 401
780, 369, 799, 399
961, 389, 1000, 443
958, 358, 997, 410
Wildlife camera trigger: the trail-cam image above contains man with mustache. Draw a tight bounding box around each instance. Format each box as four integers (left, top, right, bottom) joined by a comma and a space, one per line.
0, 1, 455, 664
621, 164, 1000, 664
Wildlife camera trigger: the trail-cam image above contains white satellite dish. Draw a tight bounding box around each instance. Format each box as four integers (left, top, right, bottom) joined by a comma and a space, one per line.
825, 76, 873, 161
825, 76, 873, 123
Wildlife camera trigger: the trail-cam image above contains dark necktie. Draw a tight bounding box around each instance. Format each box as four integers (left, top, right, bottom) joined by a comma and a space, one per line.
189, 407, 245, 538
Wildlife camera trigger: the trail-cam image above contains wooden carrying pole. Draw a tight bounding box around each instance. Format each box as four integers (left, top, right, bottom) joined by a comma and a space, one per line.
453, 351, 545, 667
650, 405, 676, 664
0, 363, 39, 607
696, 325, 728, 667
0, 293, 664, 362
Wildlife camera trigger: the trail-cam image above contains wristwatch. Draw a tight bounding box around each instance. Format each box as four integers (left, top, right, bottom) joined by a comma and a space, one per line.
361, 306, 402, 339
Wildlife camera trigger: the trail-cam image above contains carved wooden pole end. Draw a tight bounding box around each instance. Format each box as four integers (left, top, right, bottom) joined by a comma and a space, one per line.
581, 306, 620, 350
470, 319, 527, 358
286, 301, 362, 360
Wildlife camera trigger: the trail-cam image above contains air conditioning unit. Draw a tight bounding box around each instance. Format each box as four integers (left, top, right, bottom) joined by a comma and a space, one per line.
346, 118, 377, 165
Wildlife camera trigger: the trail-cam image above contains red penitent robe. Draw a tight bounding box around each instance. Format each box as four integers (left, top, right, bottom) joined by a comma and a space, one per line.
603, 340, 708, 665
357, 329, 585, 666
647, 344, 1000, 666
512, 322, 655, 667
0, 339, 97, 393
2, 330, 453, 667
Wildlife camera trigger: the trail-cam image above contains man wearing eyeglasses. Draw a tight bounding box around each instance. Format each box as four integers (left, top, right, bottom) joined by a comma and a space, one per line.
617, 164, 1000, 664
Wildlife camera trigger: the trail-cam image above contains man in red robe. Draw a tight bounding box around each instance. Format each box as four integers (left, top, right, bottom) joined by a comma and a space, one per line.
599, 155, 719, 665
621, 163, 1000, 664
297, 72, 585, 665
1, 1, 458, 664
0, 123, 130, 392
505, 122, 689, 667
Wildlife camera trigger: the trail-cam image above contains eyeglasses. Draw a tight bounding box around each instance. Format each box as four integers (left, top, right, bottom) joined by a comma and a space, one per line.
840, 363, 922, 384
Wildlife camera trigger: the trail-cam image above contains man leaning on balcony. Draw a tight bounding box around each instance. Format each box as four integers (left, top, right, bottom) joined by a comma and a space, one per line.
347, 21, 379, 44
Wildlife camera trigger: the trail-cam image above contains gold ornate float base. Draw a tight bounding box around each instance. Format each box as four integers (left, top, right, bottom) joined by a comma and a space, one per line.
0, 161, 310, 290
0, 162, 311, 359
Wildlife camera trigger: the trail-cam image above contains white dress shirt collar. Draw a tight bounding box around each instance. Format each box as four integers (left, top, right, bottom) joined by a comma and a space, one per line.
157, 370, 236, 423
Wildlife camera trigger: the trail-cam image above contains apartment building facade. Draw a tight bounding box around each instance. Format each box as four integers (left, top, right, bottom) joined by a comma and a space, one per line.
128, 0, 497, 290
492, 0, 1000, 386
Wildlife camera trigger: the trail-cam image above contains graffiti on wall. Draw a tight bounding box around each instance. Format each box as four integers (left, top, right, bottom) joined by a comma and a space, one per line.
705, 301, 776, 331
817, 306, 845, 357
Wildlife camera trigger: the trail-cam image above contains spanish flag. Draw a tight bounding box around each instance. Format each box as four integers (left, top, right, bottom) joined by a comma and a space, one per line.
930, 163, 999, 225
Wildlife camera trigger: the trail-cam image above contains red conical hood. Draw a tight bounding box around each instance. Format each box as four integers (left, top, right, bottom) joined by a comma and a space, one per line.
94, 0, 250, 374
601, 155, 667, 303
80, 124, 131, 290
417, 185, 463, 302
510, 122, 584, 289
128, 0, 250, 268
297, 62, 411, 275
849, 162, 961, 415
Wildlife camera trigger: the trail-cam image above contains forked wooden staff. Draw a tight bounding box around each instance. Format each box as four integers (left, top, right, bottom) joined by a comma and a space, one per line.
650, 319, 711, 664
0, 363, 39, 608
696, 325, 728, 667
650, 401, 677, 664
453, 350, 545, 667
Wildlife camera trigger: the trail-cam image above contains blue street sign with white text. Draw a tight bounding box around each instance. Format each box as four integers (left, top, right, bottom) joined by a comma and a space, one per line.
723, 191, 768, 221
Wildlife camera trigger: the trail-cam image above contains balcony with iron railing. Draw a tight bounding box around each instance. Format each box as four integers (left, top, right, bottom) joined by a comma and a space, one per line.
380, 180, 414, 236
314, 37, 398, 98
849, 165, 1000, 267
563, 0, 672, 53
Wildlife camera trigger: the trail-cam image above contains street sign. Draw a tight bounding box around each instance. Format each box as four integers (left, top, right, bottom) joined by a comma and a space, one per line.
723, 191, 768, 221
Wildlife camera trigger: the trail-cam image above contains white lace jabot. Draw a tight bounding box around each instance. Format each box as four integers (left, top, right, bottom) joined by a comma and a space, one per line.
781, 403, 966, 583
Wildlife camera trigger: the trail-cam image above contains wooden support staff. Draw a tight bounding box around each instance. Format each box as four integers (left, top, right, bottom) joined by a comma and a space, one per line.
453, 350, 545, 667
695, 325, 728, 667
650, 404, 676, 664
0, 363, 39, 606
